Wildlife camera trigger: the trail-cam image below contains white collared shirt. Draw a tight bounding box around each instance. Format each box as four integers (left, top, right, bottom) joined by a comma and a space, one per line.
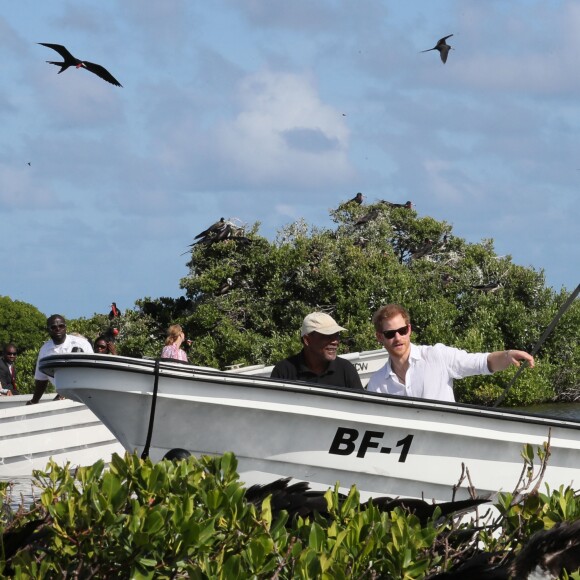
367, 343, 491, 402
34, 334, 94, 383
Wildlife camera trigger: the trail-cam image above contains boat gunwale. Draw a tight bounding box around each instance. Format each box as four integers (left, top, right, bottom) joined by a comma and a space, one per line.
39, 353, 580, 430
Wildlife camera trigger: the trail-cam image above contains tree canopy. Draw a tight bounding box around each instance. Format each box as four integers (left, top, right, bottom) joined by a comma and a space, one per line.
148, 202, 577, 406
0, 296, 46, 353
8, 204, 579, 406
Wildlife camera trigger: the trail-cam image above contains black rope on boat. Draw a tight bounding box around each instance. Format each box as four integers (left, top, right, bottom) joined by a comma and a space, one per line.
141, 358, 161, 459
493, 282, 580, 407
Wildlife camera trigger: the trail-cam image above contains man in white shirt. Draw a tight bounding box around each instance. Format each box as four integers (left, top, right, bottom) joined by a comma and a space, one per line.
27, 314, 93, 405
366, 304, 535, 402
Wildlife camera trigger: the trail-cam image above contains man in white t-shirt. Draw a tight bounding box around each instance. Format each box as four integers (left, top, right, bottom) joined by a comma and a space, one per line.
27, 314, 93, 405
367, 304, 534, 402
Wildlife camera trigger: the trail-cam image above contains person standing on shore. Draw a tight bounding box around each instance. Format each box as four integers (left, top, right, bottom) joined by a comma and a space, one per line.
27, 315, 93, 405
367, 304, 534, 402
0, 343, 19, 395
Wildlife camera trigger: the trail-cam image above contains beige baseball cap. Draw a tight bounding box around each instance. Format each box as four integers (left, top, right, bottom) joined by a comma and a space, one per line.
301, 312, 346, 337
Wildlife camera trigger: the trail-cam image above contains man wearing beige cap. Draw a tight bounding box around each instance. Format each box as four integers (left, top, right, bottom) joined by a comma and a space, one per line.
270, 312, 363, 389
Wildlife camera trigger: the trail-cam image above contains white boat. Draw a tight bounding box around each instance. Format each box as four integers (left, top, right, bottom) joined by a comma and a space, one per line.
0, 349, 383, 480
0, 394, 124, 478
40, 353, 580, 502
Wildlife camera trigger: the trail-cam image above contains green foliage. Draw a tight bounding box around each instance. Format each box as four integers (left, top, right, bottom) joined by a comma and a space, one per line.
0, 296, 46, 354
2, 449, 578, 578
170, 204, 578, 405
10, 348, 39, 395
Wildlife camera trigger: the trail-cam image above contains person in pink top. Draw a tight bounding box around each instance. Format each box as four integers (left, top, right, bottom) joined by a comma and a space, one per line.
161, 324, 189, 362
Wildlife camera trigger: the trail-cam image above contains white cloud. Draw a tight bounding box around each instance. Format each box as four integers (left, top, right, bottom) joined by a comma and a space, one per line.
209, 70, 354, 187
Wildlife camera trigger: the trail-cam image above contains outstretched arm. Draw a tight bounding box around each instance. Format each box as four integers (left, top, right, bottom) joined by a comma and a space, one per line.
487, 350, 534, 373
27, 379, 49, 405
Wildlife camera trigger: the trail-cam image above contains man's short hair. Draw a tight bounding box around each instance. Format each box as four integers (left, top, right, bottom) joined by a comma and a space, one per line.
47, 314, 66, 327
372, 304, 410, 331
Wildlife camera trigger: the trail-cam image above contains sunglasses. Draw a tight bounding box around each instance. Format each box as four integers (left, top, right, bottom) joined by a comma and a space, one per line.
381, 325, 410, 340
5, 352, 17, 356
49, 323, 66, 330
95, 344, 108, 351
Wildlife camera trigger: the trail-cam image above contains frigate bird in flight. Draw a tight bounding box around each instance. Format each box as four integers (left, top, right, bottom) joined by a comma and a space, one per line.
38, 43, 123, 87
421, 34, 453, 64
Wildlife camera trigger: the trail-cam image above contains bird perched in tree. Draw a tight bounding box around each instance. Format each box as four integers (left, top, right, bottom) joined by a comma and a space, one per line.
195, 223, 233, 246
338, 192, 364, 210
410, 238, 435, 260
471, 282, 501, 293
421, 34, 454, 64
38, 43, 122, 87
193, 217, 226, 241
109, 302, 121, 319
349, 192, 365, 205
381, 200, 413, 209
354, 208, 381, 227
216, 278, 235, 296
181, 219, 245, 254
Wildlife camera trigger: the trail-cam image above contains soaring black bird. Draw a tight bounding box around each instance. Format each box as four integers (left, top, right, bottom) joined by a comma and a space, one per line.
38, 43, 123, 87
421, 34, 454, 64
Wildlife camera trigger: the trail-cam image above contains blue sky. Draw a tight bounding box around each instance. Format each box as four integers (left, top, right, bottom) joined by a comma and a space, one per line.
1, 1, 578, 319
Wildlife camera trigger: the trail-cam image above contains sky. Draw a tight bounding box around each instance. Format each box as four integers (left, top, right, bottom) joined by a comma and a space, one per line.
1, 0, 579, 319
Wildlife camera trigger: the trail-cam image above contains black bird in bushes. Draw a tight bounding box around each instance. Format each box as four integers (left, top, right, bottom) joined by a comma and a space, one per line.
244, 477, 487, 523
38, 43, 122, 87
429, 519, 580, 579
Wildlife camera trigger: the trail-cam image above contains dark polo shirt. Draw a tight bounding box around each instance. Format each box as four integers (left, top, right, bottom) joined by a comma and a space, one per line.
270, 350, 363, 389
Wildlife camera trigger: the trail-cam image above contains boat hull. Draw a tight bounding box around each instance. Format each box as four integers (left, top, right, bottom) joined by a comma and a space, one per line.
40, 354, 580, 502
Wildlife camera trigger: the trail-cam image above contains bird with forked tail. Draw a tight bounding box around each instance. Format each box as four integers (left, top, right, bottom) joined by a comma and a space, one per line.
39, 43, 122, 87
421, 34, 454, 64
